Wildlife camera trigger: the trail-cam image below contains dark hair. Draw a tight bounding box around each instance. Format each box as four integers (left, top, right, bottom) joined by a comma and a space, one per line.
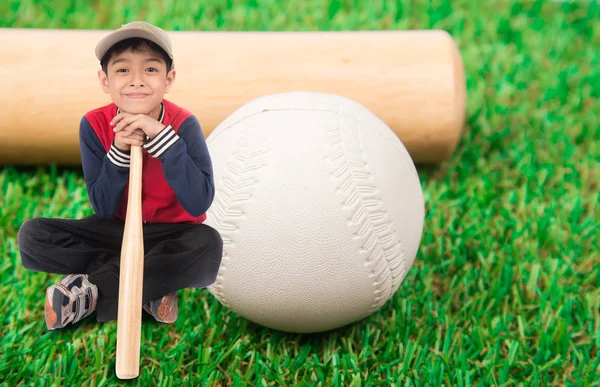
100, 37, 173, 75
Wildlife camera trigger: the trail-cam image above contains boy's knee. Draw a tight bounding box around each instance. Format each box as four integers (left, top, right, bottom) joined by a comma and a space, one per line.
17, 219, 48, 270
17, 218, 41, 249
186, 224, 221, 248
205, 225, 223, 252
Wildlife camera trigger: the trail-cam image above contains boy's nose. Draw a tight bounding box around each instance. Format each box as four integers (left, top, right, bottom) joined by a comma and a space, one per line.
130, 74, 145, 87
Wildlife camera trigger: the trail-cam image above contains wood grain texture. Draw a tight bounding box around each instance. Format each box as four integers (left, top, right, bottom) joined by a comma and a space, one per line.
115, 145, 144, 380
0, 28, 465, 165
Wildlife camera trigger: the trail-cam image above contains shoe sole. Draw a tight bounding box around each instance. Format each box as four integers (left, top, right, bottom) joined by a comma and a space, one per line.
45, 285, 70, 330
156, 293, 178, 323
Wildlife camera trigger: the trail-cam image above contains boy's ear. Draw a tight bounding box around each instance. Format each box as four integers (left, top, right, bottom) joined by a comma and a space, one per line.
97, 70, 110, 94
164, 69, 176, 94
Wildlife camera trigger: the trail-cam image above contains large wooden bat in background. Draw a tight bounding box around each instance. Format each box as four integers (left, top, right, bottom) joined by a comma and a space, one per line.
0, 29, 466, 165
115, 145, 144, 380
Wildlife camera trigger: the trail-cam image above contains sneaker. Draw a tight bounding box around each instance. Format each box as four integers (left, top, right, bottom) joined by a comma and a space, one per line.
45, 274, 98, 330
143, 292, 178, 323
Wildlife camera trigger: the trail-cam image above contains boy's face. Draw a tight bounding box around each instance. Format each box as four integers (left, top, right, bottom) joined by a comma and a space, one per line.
98, 43, 175, 116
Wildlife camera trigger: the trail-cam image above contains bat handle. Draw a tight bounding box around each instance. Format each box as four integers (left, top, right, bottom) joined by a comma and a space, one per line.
116, 145, 144, 379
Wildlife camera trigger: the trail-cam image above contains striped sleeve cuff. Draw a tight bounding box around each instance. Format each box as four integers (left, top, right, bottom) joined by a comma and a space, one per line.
143, 125, 180, 158
107, 142, 131, 168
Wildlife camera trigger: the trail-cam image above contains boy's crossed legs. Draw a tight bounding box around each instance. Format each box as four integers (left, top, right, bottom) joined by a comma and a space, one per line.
17, 214, 223, 329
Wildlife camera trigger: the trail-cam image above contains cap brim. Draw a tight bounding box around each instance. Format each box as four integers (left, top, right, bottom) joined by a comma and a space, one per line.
95, 28, 173, 61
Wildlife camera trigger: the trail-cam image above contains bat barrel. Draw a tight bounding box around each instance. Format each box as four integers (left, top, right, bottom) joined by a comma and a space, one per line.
0, 28, 465, 165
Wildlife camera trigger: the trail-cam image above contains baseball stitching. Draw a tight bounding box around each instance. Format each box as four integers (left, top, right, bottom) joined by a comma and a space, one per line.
207, 120, 269, 308
326, 104, 406, 313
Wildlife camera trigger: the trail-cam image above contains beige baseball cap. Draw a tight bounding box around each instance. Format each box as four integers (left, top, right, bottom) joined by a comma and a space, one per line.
95, 21, 174, 65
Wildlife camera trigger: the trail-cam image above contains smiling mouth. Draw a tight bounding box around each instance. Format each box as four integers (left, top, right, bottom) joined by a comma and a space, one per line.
125, 94, 149, 98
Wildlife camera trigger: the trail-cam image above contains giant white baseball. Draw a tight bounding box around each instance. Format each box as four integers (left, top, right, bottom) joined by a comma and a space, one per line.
205, 91, 424, 333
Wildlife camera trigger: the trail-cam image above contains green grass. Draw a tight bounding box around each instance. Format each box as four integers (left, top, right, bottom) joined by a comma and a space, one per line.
1, 0, 599, 386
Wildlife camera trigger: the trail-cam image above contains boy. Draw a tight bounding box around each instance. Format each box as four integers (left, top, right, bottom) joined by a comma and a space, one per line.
17, 21, 223, 330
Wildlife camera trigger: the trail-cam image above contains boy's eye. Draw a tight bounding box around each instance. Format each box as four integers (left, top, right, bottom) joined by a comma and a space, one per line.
147, 68, 158, 72
116, 68, 128, 73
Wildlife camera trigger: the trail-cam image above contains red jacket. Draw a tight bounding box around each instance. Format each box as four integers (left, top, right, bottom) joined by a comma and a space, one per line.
80, 99, 214, 224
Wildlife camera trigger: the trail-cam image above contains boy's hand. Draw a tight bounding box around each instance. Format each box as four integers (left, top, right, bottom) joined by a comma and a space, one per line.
114, 128, 146, 152
111, 112, 166, 141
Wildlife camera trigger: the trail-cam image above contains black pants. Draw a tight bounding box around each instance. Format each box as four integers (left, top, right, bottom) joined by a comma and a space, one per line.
17, 214, 223, 322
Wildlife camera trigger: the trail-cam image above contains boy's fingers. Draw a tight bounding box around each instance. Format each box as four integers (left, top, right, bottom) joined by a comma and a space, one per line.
126, 124, 142, 137
113, 115, 139, 132
117, 120, 141, 135
130, 134, 145, 142
126, 128, 145, 138
123, 122, 148, 137
110, 112, 132, 126
114, 119, 130, 132
117, 128, 145, 142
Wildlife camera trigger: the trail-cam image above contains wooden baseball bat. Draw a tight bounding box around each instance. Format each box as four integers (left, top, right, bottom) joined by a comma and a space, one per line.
0, 28, 465, 165
115, 145, 144, 380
